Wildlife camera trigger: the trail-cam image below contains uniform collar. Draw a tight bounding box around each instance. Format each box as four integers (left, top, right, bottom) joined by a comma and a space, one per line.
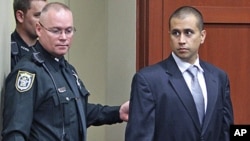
11, 30, 37, 56
11, 30, 31, 49
11, 30, 29, 46
35, 41, 65, 71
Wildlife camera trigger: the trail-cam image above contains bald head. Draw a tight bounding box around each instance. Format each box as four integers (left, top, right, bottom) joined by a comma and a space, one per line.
39, 2, 72, 22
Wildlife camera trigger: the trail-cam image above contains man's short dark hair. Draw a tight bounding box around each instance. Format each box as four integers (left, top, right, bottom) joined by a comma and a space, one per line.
13, 0, 47, 22
169, 6, 204, 31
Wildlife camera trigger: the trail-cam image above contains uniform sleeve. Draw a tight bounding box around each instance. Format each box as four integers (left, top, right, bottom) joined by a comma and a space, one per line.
86, 103, 122, 127
125, 72, 155, 141
2, 70, 36, 141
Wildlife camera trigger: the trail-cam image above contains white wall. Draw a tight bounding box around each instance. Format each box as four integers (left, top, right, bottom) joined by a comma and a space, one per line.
0, 0, 12, 139
69, 1, 108, 140
0, 0, 12, 81
106, 0, 136, 140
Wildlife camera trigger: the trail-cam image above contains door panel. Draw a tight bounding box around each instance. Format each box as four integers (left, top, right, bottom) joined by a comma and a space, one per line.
200, 24, 250, 123
137, 0, 250, 124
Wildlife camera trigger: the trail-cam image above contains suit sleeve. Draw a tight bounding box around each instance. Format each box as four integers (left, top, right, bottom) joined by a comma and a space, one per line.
221, 74, 234, 141
125, 72, 155, 141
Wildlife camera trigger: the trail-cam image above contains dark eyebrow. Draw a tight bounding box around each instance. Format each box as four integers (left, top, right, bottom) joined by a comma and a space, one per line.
184, 28, 194, 32
34, 12, 41, 17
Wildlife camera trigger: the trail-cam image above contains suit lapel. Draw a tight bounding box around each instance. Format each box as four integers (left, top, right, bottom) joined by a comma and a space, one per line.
162, 55, 201, 131
169, 76, 201, 131
162, 55, 220, 133
200, 63, 219, 134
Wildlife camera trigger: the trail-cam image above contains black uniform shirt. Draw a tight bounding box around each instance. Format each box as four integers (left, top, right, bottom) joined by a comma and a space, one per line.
2, 41, 122, 141
11, 30, 36, 70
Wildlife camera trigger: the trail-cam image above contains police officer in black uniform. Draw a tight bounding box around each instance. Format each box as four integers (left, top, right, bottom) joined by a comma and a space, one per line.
11, 0, 47, 70
2, 2, 129, 141
11, 30, 37, 69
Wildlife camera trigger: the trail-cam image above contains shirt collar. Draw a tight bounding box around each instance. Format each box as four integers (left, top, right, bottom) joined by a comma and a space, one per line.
172, 52, 204, 73
35, 41, 65, 71
11, 30, 34, 48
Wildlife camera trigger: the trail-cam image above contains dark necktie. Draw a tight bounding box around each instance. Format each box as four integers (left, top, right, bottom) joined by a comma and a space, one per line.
60, 60, 87, 140
187, 66, 205, 125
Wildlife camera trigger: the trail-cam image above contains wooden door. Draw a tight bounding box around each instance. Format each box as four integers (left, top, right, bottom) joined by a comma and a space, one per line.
137, 0, 250, 124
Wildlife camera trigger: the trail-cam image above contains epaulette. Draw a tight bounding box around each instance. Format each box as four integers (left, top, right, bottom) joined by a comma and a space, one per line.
32, 52, 44, 65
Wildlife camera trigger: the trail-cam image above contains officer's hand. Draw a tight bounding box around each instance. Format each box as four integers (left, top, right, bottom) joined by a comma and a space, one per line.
119, 101, 129, 122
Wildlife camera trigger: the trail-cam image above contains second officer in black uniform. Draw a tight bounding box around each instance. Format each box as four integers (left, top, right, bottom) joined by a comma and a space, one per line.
2, 2, 129, 141
11, 0, 47, 70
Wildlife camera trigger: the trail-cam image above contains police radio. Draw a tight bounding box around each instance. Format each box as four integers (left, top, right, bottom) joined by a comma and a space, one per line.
11, 42, 19, 67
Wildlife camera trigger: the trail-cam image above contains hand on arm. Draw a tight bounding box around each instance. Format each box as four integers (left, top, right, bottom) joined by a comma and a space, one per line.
119, 101, 129, 122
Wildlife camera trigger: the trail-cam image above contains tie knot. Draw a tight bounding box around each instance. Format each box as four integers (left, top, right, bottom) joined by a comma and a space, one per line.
187, 66, 198, 78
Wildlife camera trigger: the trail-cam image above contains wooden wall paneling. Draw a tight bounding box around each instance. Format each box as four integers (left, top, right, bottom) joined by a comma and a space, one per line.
137, 0, 164, 70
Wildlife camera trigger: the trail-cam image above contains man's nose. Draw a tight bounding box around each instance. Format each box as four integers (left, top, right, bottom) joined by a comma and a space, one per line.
179, 34, 186, 44
59, 31, 67, 39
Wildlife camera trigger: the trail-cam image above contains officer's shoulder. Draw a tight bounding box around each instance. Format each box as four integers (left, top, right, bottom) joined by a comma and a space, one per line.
13, 54, 40, 71
8, 59, 38, 83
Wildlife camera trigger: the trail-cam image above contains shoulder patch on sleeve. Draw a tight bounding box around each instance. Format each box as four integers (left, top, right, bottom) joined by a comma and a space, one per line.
15, 71, 35, 92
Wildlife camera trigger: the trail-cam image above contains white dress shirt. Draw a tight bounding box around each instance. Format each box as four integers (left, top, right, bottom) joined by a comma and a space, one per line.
172, 52, 207, 113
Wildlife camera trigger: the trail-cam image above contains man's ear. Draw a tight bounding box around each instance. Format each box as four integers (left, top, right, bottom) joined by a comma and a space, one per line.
200, 30, 206, 44
35, 22, 41, 37
16, 10, 25, 23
